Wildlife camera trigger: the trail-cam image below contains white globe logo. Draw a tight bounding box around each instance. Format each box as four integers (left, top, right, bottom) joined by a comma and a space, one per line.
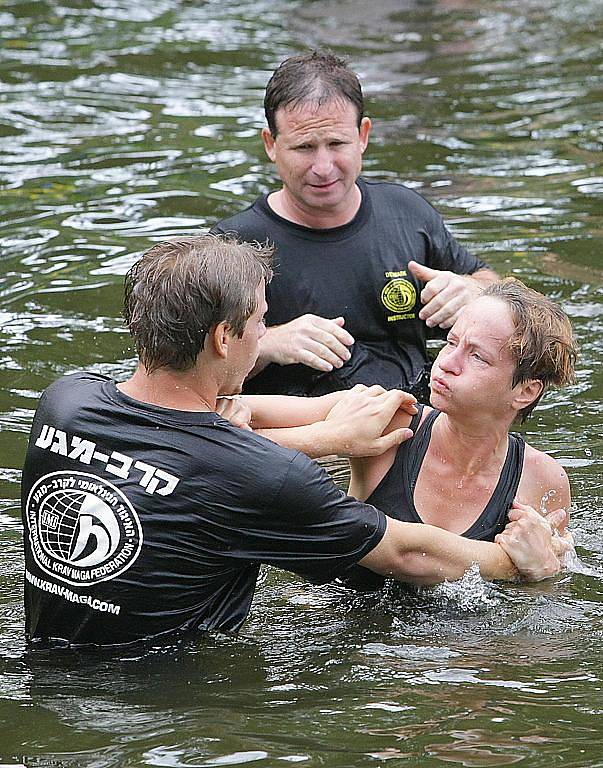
27, 471, 142, 586
39, 490, 121, 567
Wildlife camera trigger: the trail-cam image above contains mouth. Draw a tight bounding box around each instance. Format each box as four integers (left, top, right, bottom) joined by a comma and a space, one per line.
309, 180, 339, 190
430, 375, 450, 394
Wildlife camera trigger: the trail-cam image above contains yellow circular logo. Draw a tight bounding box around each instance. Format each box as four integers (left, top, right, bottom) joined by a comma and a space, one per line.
381, 278, 417, 313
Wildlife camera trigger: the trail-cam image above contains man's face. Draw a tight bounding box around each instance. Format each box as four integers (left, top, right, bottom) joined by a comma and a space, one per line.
223, 282, 268, 395
262, 98, 371, 225
430, 297, 521, 419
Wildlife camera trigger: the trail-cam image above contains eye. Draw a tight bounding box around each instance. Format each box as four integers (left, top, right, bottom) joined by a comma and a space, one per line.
445, 336, 457, 347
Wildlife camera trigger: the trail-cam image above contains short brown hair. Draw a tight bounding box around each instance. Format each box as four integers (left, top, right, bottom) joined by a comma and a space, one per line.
264, 50, 364, 136
482, 278, 577, 422
123, 234, 273, 374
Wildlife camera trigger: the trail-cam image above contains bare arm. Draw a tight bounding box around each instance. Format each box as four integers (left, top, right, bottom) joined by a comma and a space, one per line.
517, 446, 572, 534
254, 388, 416, 459
360, 507, 562, 586
348, 406, 418, 500
360, 518, 517, 585
242, 392, 343, 430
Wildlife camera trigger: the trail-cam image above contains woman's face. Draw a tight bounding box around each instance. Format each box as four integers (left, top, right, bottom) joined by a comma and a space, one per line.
430, 296, 519, 418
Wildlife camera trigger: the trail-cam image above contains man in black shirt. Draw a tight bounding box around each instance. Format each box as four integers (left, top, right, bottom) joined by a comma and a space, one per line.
213, 51, 498, 397
21, 235, 563, 648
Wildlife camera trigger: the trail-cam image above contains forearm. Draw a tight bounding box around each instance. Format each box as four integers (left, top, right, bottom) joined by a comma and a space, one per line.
256, 422, 338, 459
246, 331, 280, 379
254, 389, 416, 460
360, 519, 518, 586
248, 327, 283, 378
243, 393, 343, 429
348, 456, 370, 500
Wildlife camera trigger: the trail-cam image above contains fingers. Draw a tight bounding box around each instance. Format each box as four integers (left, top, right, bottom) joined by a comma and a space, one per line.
216, 397, 253, 430
398, 390, 419, 415
297, 340, 350, 372
545, 507, 569, 533
410, 268, 481, 329
507, 500, 537, 521
419, 291, 465, 328
294, 316, 354, 371
266, 315, 355, 369
376, 427, 414, 452
408, 260, 439, 282
313, 316, 355, 346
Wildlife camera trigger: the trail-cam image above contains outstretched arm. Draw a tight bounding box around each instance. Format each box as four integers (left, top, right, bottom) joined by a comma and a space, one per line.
253, 387, 416, 459
360, 503, 563, 586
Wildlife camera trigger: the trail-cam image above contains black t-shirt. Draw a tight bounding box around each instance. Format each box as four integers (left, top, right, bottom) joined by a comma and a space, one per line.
213, 177, 489, 395
21, 373, 386, 647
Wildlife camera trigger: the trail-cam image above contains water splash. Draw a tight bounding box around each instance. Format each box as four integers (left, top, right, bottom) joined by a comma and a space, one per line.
422, 563, 501, 613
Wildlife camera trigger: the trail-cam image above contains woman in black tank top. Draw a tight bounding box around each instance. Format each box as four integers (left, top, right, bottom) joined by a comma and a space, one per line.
345, 283, 575, 590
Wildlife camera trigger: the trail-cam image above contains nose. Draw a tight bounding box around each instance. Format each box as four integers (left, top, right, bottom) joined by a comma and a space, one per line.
311, 146, 334, 178
439, 344, 463, 375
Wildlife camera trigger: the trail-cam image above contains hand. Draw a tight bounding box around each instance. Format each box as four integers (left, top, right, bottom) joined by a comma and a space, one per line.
495, 501, 563, 581
216, 396, 253, 431
408, 261, 484, 329
544, 507, 576, 561
322, 384, 417, 457
261, 314, 354, 371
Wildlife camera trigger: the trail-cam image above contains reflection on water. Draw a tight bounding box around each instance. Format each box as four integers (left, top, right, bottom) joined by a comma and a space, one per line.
0, 0, 601, 765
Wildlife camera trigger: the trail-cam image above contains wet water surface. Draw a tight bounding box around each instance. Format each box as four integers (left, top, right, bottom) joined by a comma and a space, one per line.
0, 0, 601, 766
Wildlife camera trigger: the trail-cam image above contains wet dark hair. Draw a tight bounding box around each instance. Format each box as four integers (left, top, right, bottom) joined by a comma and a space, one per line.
482, 278, 577, 422
123, 234, 273, 374
264, 50, 364, 136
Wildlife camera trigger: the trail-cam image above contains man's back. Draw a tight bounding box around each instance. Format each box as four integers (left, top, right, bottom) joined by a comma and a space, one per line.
22, 372, 385, 647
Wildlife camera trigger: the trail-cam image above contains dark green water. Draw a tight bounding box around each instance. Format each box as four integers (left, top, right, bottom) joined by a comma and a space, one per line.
1, 1, 602, 765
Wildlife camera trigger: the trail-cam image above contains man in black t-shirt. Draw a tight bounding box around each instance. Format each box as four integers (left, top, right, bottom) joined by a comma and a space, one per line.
213, 51, 499, 397
21, 235, 564, 648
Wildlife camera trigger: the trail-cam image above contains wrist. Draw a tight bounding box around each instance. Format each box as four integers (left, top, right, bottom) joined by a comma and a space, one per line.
258, 326, 281, 366
259, 325, 288, 366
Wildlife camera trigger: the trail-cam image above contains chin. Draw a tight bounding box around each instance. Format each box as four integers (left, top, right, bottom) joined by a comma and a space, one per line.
429, 387, 452, 411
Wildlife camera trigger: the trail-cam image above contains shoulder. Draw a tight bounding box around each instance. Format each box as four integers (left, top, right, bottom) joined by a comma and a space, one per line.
520, 442, 571, 509
211, 196, 271, 238
360, 177, 441, 218
349, 405, 432, 502
42, 371, 108, 400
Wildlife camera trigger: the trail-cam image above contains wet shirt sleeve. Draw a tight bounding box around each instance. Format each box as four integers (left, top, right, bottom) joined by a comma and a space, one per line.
423, 210, 490, 274
224, 451, 388, 583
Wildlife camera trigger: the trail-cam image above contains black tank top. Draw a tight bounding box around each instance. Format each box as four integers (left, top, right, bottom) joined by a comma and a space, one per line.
341, 406, 525, 591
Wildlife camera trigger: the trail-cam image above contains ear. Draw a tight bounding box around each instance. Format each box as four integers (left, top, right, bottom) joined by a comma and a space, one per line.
261, 127, 277, 162
211, 321, 231, 360
511, 379, 544, 414
358, 117, 371, 154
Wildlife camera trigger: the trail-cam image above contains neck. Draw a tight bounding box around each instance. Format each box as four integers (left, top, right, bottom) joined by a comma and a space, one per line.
431, 412, 512, 477
117, 366, 218, 412
268, 183, 362, 229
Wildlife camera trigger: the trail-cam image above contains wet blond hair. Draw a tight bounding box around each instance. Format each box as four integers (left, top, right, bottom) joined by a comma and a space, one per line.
482, 278, 577, 422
